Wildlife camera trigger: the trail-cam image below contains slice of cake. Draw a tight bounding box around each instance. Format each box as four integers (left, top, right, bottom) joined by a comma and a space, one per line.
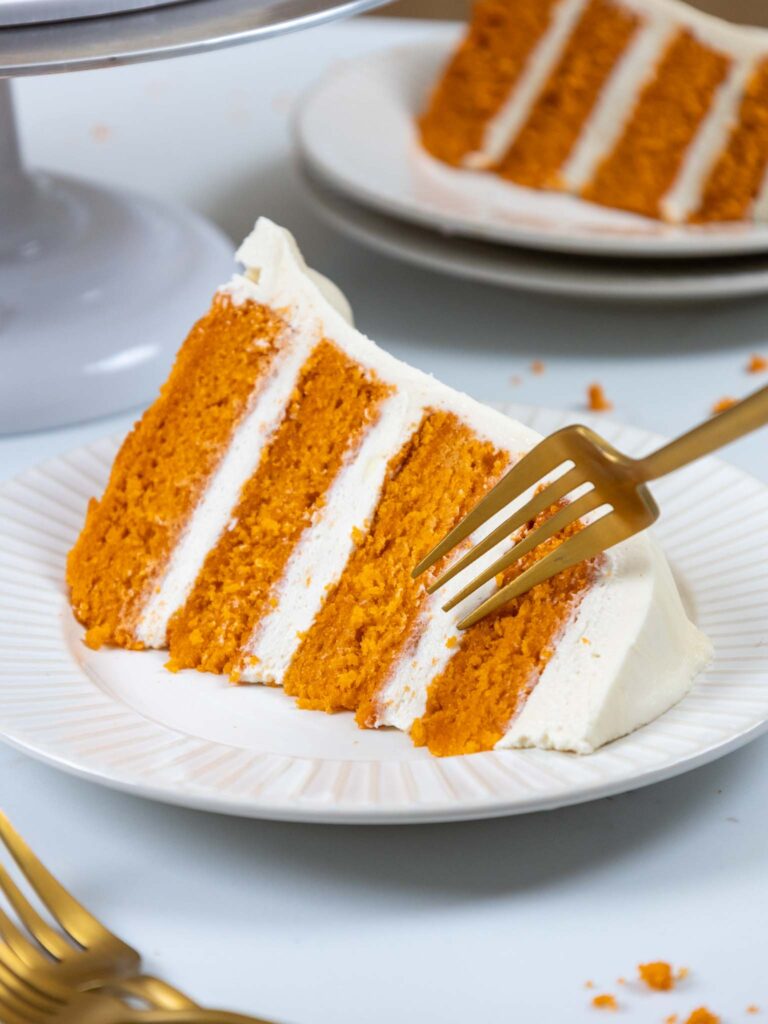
67, 219, 711, 755
419, 0, 768, 223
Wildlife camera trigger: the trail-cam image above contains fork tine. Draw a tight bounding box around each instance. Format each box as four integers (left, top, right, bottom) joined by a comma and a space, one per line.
0, 974, 45, 1023
0, 903, 50, 971
458, 512, 629, 629
411, 439, 568, 578
0, 866, 72, 961
0, 814, 102, 947
443, 489, 605, 612
0, 992, 36, 1024
426, 466, 583, 595
0, 954, 58, 1014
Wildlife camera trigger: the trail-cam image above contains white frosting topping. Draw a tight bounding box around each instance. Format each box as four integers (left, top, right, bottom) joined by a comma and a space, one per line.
142, 218, 711, 753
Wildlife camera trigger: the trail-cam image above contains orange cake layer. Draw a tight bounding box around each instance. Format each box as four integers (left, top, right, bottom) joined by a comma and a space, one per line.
166, 341, 392, 678
582, 31, 730, 218
281, 411, 508, 724
411, 514, 596, 756
694, 59, 768, 222
496, 0, 638, 188
418, 0, 561, 166
67, 297, 285, 650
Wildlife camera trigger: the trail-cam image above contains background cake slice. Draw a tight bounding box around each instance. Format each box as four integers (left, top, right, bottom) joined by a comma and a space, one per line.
419, 0, 768, 223
68, 218, 711, 755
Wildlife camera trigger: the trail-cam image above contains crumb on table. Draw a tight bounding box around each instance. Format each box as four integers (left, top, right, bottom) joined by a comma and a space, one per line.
592, 994, 618, 1011
684, 1009, 720, 1024
587, 382, 613, 412
711, 396, 737, 415
639, 961, 674, 991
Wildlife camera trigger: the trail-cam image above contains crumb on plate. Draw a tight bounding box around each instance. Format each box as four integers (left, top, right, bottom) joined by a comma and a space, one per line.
747, 354, 768, 374
531, 360, 545, 374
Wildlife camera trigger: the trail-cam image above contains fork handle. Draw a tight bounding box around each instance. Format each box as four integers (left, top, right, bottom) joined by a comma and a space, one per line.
635, 383, 768, 482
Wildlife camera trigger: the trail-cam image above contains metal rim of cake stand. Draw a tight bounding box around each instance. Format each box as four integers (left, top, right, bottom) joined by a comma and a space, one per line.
0, 0, 390, 76
0, 0, 391, 434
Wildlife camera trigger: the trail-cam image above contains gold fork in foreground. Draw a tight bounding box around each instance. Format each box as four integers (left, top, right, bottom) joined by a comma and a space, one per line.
0, 981, 273, 1024
0, 813, 197, 1010
414, 383, 768, 629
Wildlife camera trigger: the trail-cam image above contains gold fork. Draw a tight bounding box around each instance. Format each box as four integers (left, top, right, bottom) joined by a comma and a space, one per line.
0, 979, 275, 1024
0, 813, 197, 1010
414, 383, 768, 628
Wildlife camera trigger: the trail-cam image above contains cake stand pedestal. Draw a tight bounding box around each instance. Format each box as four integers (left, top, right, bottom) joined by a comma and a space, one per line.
0, 0, 387, 434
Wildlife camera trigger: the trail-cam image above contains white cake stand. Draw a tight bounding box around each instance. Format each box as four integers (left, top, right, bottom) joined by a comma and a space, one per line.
0, 0, 387, 433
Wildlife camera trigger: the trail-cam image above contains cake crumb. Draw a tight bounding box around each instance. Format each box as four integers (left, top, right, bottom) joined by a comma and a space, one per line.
747, 354, 768, 373
445, 636, 458, 649
531, 360, 545, 374
90, 122, 111, 143
585, 981, 595, 989
684, 1009, 719, 1024
616, 977, 626, 985
676, 967, 689, 982
711, 396, 737, 415
639, 961, 674, 991
587, 383, 613, 412
747, 1006, 761, 1015
509, 374, 522, 387
581, 636, 591, 645
592, 994, 618, 1011
666, 1016, 679, 1024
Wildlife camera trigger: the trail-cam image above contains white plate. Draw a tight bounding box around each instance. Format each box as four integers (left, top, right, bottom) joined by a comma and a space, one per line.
302, 165, 768, 303
1, 407, 767, 825
296, 32, 768, 261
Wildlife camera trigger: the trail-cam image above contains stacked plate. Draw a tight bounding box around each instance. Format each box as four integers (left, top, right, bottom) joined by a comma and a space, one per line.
296, 25, 768, 303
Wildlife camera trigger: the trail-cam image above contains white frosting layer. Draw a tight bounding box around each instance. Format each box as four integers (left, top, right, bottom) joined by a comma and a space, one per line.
560, 14, 675, 192
241, 391, 420, 684
462, 0, 588, 170
145, 218, 711, 753
661, 57, 754, 222
455, 0, 768, 222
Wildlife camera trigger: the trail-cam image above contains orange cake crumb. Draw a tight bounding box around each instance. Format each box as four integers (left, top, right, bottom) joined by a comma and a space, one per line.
616, 977, 626, 985
747, 353, 768, 373
419, 0, 561, 165
677, 967, 690, 981
166, 341, 391, 677
585, 981, 596, 989
411, 511, 597, 756
747, 1005, 761, 1014
445, 636, 458, 649
711, 396, 737, 414
588, 383, 613, 412
666, 1016, 680, 1024
694, 60, 768, 222
67, 296, 286, 650
684, 1009, 720, 1024
283, 411, 508, 726
584, 31, 730, 218
592, 994, 618, 1011
530, 360, 545, 374
639, 961, 675, 990
497, 0, 638, 188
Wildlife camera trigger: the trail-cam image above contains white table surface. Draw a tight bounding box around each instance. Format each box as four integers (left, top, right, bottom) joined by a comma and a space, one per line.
1, 16, 767, 1023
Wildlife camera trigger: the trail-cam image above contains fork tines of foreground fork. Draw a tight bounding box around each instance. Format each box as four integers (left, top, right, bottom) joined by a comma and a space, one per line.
412, 424, 657, 630
0, 812, 272, 1023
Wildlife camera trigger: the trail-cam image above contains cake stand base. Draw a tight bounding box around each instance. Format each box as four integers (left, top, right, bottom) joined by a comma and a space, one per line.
0, 171, 233, 434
